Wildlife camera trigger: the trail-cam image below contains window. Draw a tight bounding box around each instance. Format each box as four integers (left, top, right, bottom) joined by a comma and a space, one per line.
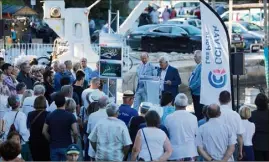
244, 23, 263, 31
232, 24, 247, 34
152, 27, 171, 33
171, 27, 188, 35
188, 20, 197, 27
181, 26, 201, 36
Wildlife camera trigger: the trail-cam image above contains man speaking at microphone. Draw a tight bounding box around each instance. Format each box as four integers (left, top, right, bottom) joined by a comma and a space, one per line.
133, 53, 157, 111
158, 56, 181, 101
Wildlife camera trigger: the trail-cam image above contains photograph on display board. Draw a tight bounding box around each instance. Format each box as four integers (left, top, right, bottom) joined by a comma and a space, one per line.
100, 46, 122, 61
100, 60, 122, 78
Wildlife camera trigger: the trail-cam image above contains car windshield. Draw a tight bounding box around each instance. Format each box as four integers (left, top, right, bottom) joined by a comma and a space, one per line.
229, 24, 247, 34
241, 22, 263, 31
180, 25, 201, 35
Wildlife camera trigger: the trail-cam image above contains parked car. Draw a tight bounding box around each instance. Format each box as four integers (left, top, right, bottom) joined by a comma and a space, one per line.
237, 21, 264, 39
126, 24, 158, 50
174, 1, 200, 15
166, 18, 201, 28
231, 34, 244, 52
225, 22, 262, 52
140, 24, 201, 53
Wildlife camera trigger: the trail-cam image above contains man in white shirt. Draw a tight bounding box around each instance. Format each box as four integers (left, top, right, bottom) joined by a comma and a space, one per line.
89, 103, 132, 161
219, 91, 244, 160
196, 104, 236, 161
22, 84, 48, 116
3, 95, 29, 143
164, 93, 198, 161
87, 96, 109, 160
158, 56, 181, 100
47, 85, 73, 112
81, 77, 105, 109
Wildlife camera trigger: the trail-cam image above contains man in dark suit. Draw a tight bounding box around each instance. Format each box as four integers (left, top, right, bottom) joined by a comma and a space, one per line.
158, 56, 181, 100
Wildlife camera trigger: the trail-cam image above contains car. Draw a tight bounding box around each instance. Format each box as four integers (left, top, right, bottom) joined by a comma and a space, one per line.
173, 1, 200, 15
221, 11, 264, 26
166, 18, 201, 28
225, 22, 262, 52
231, 34, 244, 53
126, 24, 159, 50
140, 24, 201, 53
237, 21, 264, 39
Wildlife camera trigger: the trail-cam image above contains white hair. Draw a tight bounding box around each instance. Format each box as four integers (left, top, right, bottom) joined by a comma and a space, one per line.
106, 103, 119, 117
98, 95, 110, 108
159, 55, 169, 64
174, 93, 188, 107
140, 52, 149, 58
194, 50, 202, 58
33, 85, 46, 95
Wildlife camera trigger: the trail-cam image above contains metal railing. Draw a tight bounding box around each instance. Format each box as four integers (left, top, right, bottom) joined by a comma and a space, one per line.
0, 43, 54, 64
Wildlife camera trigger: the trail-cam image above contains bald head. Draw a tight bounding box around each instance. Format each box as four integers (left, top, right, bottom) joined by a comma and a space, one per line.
207, 104, 221, 118
194, 50, 201, 64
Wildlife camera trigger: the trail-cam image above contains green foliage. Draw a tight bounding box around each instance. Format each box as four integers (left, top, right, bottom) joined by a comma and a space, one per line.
2, 0, 24, 5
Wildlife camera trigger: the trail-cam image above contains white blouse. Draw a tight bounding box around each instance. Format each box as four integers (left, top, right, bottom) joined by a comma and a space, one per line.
139, 127, 167, 161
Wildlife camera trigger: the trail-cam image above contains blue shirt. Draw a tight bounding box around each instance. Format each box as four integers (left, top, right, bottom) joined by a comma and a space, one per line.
45, 109, 77, 148
198, 118, 207, 127
118, 104, 138, 126
189, 63, 201, 96
83, 67, 93, 82
161, 105, 175, 124
54, 72, 70, 91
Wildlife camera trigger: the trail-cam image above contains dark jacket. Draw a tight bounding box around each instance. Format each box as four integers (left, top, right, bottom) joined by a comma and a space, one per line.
249, 109, 269, 151
158, 65, 181, 99
17, 72, 35, 89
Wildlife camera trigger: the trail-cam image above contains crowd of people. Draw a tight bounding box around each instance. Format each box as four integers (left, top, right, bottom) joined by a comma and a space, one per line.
138, 5, 180, 27
0, 51, 268, 162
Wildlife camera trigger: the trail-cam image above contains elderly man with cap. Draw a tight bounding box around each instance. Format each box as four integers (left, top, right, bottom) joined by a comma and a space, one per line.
118, 90, 138, 126
66, 144, 80, 162
196, 104, 236, 161
164, 93, 198, 161
129, 102, 151, 144
89, 103, 132, 161
133, 52, 157, 110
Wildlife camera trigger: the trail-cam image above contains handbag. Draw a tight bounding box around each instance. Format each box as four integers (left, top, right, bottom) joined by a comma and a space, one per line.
30, 111, 44, 126
140, 128, 153, 161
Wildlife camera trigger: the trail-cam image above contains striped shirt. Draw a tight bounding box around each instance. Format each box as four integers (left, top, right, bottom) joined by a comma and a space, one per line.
89, 117, 132, 161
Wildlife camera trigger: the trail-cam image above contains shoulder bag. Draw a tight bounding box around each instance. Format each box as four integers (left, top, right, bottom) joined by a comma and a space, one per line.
139, 128, 153, 161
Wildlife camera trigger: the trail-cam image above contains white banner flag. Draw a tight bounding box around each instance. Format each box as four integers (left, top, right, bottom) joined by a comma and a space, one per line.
200, 0, 231, 105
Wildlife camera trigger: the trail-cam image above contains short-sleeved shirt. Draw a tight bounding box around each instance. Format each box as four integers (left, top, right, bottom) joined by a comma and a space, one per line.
118, 104, 138, 125
196, 118, 237, 161
45, 109, 77, 148
164, 110, 198, 160
89, 117, 132, 161
219, 105, 245, 136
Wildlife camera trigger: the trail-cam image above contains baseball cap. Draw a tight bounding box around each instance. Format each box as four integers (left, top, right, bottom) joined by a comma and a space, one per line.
66, 144, 80, 155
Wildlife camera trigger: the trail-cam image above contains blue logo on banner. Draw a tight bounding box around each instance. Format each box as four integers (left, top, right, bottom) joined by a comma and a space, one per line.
208, 69, 227, 88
